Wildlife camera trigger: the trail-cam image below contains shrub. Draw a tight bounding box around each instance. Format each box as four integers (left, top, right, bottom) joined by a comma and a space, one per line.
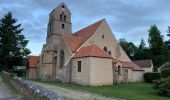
144, 72, 161, 83
10, 69, 26, 77
153, 77, 170, 97
161, 69, 170, 78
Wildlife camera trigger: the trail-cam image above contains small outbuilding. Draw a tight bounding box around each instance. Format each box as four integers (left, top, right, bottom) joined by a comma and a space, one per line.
26, 56, 40, 79
133, 59, 153, 72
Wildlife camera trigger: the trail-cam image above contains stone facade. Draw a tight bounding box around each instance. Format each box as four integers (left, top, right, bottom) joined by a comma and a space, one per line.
39, 2, 145, 86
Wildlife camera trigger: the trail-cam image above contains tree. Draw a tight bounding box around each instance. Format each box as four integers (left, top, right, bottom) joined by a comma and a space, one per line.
119, 38, 137, 60
148, 24, 166, 71
134, 39, 151, 60
164, 26, 170, 60
0, 12, 31, 71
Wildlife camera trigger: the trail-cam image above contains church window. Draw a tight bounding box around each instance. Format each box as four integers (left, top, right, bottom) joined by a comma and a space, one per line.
108, 51, 111, 55
60, 14, 62, 21
102, 35, 104, 39
62, 5, 65, 8
62, 24, 65, 29
78, 61, 81, 72
118, 65, 121, 75
103, 47, 108, 52
64, 15, 66, 21
60, 50, 65, 68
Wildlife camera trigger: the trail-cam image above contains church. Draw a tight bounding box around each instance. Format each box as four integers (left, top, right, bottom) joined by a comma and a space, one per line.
39, 2, 145, 86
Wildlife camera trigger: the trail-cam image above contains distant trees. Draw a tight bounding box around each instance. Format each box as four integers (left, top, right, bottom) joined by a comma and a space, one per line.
119, 25, 170, 71
119, 38, 137, 60
0, 12, 30, 71
148, 25, 166, 70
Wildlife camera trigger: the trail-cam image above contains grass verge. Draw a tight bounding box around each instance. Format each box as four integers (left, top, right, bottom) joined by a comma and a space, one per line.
30, 79, 170, 100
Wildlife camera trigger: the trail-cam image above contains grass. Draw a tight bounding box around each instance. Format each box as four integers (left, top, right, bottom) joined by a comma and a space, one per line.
30, 79, 170, 100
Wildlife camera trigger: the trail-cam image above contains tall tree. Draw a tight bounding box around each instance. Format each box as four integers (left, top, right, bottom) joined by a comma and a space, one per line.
148, 24, 165, 71
134, 39, 151, 60
0, 12, 30, 71
165, 26, 170, 60
119, 38, 137, 60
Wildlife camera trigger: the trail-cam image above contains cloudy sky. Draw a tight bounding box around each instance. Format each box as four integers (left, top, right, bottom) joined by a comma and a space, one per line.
0, 0, 169, 55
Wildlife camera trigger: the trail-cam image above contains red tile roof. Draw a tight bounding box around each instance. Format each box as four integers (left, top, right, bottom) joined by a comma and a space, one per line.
112, 60, 144, 71
63, 35, 83, 53
63, 19, 104, 53
73, 45, 112, 59
27, 56, 40, 68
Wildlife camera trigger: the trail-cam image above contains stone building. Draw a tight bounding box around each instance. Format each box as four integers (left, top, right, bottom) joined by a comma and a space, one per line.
39, 2, 145, 86
26, 56, 40, 79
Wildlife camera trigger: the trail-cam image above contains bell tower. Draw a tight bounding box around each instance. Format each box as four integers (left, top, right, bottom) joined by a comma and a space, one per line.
47, 2, 72, 44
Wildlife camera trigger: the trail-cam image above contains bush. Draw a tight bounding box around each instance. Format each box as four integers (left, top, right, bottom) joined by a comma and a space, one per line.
9, 69, 26, 77
161, 69, 170, 78
144, 72, 161, 83
153, 77, 170, 97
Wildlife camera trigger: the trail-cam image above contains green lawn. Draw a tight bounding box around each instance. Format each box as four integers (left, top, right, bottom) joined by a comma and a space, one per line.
31, 79, 169, 100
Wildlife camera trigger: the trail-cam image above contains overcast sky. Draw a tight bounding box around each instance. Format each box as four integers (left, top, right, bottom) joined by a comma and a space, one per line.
0, 0, 169, 55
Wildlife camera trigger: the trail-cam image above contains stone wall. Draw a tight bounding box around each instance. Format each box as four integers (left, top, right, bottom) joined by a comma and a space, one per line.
2, 71, 64, 100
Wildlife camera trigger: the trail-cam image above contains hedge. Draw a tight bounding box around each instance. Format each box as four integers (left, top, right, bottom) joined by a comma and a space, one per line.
144, 72, 161, 83
161, 69, 170, 78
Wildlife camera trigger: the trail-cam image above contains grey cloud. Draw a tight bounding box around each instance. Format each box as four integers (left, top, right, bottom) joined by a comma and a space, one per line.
0, 0, 169, 54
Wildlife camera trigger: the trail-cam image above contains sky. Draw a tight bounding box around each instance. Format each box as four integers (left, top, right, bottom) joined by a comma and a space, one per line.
0, 0, 169, 55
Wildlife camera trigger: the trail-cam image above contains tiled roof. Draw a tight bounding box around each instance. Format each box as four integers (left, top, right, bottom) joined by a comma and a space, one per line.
27, 56, 40, 68
63, 35, 83, 53
73, 45, 112, 59
112, 60, 144, 71
133, 59, 152, 68
64, 19, 104, 53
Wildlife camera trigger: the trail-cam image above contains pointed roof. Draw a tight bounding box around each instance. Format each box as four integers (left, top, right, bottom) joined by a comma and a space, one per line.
73, 19, 104, 43
63, 35, 83, 53
50, 2, 71, 15
64, 19, 104, 53
73, 45, 112, 59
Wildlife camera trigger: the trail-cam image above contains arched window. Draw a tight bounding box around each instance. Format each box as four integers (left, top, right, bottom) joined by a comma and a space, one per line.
60, 14, 62, 21
118, 65, 121, 75
103, 47, 108, 52
64, 15, 66, 21
102, 35, 104, 39
62, 24, 65, 29
60, 50, 65, 68
108, 51, 111, 55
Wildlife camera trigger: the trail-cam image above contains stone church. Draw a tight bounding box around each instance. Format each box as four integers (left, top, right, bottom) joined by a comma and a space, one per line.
39, 2, 145, 86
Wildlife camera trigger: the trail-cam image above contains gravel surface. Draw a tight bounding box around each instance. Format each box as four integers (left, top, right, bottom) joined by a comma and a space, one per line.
32, 82, 121, 100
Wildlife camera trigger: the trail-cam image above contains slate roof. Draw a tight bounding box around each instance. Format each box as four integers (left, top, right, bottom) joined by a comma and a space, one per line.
133, 59, 152, 68
73, 45, 112, 59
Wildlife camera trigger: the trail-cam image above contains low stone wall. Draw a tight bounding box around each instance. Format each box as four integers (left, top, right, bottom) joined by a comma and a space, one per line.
2, 71, 64, 100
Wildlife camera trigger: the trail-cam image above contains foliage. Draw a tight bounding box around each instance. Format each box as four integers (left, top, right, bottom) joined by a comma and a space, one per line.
161, 69, 170, 78
134, 39, 152, 60
144, 72, 161, 83
119, 38, 137, 60
153, 77, 170, 97
148, 24, 166, 70
30, 79, 170, 100
0, 12, 31, 71
9, 68, 26, 77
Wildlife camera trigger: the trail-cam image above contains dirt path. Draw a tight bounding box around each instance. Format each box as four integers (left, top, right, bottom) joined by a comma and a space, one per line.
32, 82, 120, 100
0, 75, 24, 100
